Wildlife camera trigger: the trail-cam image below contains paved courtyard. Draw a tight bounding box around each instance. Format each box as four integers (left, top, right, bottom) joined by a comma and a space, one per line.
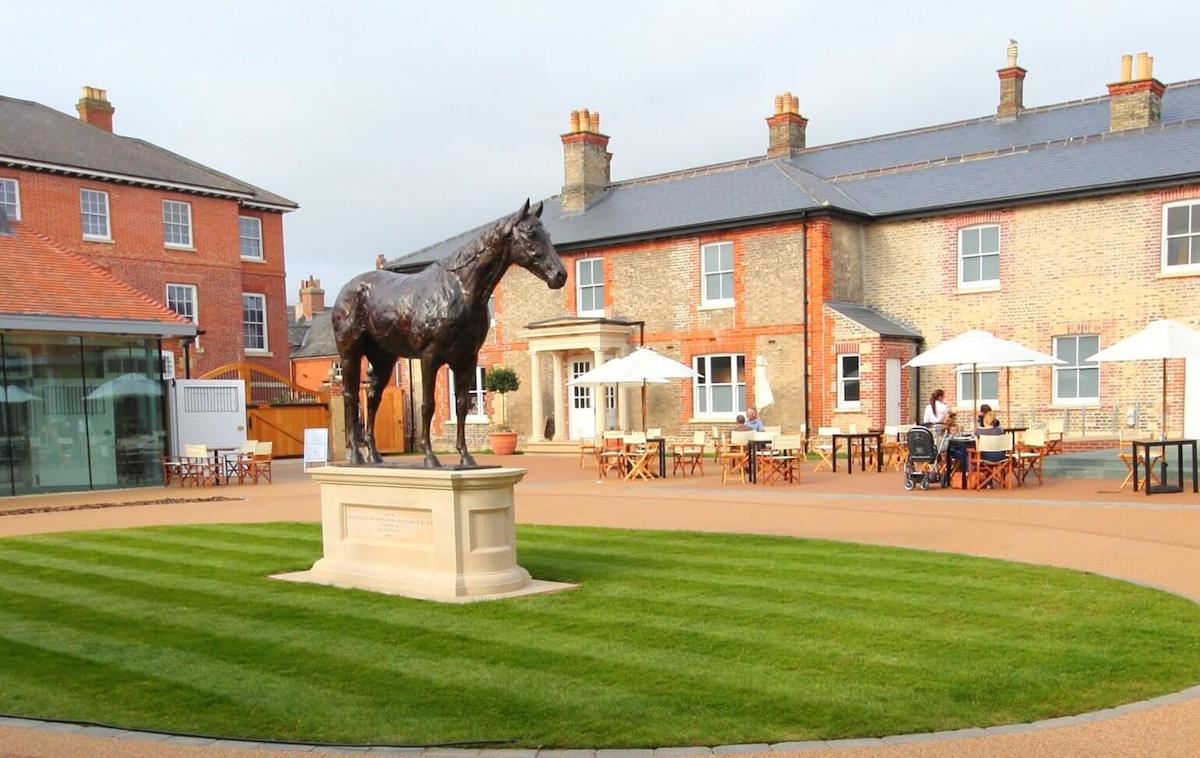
0, 454, 1198, 757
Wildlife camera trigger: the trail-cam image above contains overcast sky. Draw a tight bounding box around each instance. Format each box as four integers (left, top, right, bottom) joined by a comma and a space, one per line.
7, 1, 1198, 303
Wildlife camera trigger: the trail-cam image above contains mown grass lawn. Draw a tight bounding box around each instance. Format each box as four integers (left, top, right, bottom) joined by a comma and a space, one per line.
0, 523, 1198, 748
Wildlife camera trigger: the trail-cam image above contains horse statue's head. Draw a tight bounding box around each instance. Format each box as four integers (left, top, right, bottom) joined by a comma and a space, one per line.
504, 199, 566, 289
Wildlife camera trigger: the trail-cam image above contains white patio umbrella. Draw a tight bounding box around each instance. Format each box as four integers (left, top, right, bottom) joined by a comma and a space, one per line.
1, 385, 40, 403
908, 330, 1059, 425
85, 374, 164, 400
1086, 319, 1200, 438
754, 356, 775, 411
955, 354, 1065, 424
570, 348, 695, 431
568, 355, 666, 432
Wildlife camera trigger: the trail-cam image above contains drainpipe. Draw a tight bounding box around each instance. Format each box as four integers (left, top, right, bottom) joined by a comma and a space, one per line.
801, 219, 810, 436
913, 338, 924, 424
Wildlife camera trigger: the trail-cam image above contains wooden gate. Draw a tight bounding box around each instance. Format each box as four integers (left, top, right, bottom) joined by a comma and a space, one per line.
199, 362, 330, 458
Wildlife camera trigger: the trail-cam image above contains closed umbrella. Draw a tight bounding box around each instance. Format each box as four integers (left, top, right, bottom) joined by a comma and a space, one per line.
908, 330, 1059, 426
754, 356, 775, 411
1087, 319, 1200, 439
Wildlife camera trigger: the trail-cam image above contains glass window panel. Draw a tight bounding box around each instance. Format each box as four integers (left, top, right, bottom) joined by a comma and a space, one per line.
0, 179, 18, 221
980, 254, 999, 281
1191, 204, 1200, 232
694, 357, 706, 384
841, 355, 859, 379
1167, 205, 1190, 236
982, 372, 998, 399
1058, 369, 1078, 399
979, 225, 999, 253
736, 355, 745, 379
736, 384, 746, 412
577, 261, 592, 286
703, 246, 718, 272
243, 294, 266, 350
719, 272, 733, 300
697, 390, 706, 413
705, 274, 722, 302
239, 217, 262, 259
1192, 237, 1200, 265
844, 379, 860, 403
719, 244, 733, 271
710, 356, 732, 384
961, 228, 979, 255
1056, 337, 1077, 366
580, 289, 593, 313
711, 385, 733, 413
1167, 237, 1189, 266
1078, 367, 1099, 399
1079, 336, 1099, 364
959, 372, 973, 400
962, 256, 981, 283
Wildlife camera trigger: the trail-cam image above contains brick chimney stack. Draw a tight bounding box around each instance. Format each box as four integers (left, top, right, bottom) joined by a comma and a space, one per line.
560, 108, 611, 214
295, 275, 325, 320
996, 40, 1027, 119
375, 253, 387, 270
766, 92, 807, 158
76, 86, 115, 133
1108, 52, 1164, 131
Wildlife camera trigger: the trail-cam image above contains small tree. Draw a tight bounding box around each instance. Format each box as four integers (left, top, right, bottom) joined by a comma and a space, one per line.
484, 366, 521, 432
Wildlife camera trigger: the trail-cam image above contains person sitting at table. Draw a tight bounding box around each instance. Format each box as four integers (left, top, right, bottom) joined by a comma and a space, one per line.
977, 408, 1006, 460
733, 414, 748, 431
744, 406, 765, 432
944, 411, 969, 478
976, 403, 1002, 431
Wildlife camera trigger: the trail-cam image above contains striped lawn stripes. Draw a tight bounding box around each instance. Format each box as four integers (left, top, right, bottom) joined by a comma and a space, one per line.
0, 524, 1198, 748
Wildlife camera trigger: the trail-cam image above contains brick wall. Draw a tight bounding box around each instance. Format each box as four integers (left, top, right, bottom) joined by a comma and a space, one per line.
0, 167, 290, 377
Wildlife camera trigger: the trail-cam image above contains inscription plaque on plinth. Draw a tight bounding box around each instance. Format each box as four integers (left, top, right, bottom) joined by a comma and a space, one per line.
272, 465, 573, 603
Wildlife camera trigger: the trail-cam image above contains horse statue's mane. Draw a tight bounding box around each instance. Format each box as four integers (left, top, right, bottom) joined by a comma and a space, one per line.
439, 215, 511, 273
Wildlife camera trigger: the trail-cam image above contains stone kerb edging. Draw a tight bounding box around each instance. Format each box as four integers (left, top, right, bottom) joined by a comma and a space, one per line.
3, 681, 1200, 755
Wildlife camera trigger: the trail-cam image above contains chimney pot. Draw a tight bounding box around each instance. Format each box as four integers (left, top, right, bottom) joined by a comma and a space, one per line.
569, 110, 580, 132
1006, 39, 1019, 68
766, 90, 807, 157
774, 94, 785, 114
591, 111, 600, 133
579, 108, 591, 132
790, 94, 799, 114
1136, 52, 1150, 79
1120, 54, 1133, 82
560, 106, 611, 213
1108, 53, 1164, 131
375, 253, 387, 270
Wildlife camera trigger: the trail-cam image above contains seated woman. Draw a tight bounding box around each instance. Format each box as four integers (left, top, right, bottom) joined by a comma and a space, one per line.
977, 407, 1006, 463
733, 414, 748, 431
944, 412, 969, 477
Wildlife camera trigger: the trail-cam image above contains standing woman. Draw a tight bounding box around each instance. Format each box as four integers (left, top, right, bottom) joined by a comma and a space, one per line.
923, 389, 949, 431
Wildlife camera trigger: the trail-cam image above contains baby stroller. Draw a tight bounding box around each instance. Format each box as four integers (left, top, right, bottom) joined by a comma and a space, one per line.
903, 426, 950, 490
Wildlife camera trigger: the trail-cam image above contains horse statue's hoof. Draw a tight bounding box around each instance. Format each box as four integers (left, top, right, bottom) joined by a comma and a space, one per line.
347, 448, 365, 465
423, 453, 443, 468
368, 449, 384, 465
460, 453, 478, 468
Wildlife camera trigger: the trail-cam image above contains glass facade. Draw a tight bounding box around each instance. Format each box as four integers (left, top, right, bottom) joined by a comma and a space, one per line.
0, 333, 166, 496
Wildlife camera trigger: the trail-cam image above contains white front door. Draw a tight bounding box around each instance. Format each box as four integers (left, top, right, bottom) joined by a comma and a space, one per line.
569, 360, 595, 440
885, 358, 901, 427
1186, 356, 1200, 439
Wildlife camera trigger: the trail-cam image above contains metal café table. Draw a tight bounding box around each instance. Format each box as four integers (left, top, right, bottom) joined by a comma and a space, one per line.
647, 436, 667, 478
945, 435, 975, 489
745, 433, 774, 483
1132, 438, 1198, 496
832, 432, 883, 474
1002, 426, 1027, 450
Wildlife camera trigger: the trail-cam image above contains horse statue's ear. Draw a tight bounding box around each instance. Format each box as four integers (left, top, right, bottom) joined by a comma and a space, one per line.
532, 200, 544, 218
517, 198, 531, 219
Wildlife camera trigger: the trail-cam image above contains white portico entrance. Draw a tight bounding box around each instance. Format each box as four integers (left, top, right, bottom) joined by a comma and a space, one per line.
522, 317, 637, 454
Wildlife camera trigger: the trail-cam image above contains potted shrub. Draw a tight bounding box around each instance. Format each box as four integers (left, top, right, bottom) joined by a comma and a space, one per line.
484, 366, 520, 455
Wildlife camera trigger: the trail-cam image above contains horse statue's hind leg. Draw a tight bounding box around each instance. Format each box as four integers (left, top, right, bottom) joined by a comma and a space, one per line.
363, 349, 395, 465
451, 359, 479, 467
419, 355, 442, 468
341, 351, 365, 464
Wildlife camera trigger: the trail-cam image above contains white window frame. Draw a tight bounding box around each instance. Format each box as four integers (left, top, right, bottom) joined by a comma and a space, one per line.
957, 224, 1000, 289
575, 258, 605, 316
691, 353, 746, 419
1162, 199, 1200, 274
239, 215, 264, 260
80, 188, 111, 241
165, 283, 199, 349
163, 200, 193, 249
487, 295, 495, 326
1053, 334, 1101, 406
0, 178, 20, 221
700, 241, 735, 307
955, 367, 1000, 409
837, 354, 862, 410
448, 366, 488, 423
242, 292, 268, 353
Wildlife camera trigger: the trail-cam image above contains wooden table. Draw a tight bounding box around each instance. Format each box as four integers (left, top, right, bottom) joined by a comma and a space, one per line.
1132, 439, 1198, 496
945, 436, 975, 489
832, 432, 882, 474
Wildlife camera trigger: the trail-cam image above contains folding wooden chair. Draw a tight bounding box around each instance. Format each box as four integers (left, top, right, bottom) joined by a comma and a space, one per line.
1118, 430, 1163, 492
881, 425, 905, 471
672, 431, 706, 476
968, 434, 1013, 490
623, 432, 653, 481
251, 441, 274, 484
226, 440, 257, 484
579, 437, 597, 469
182, 444, 220, 486
720, 431, 752, 484
759, 434, 803, 485
1044, 418, 1065, 455
597, 433, 626, 479
1012, 428, 1047, 486
812, 427, 840, 472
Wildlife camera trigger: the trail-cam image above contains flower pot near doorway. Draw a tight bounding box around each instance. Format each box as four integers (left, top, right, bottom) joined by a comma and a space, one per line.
489, 430, 518, 455
484, 366, 521, 455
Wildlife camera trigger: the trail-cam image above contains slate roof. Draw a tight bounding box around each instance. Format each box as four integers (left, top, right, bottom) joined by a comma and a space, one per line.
826, 301, 922, 340
0, 219, 196, 335
391, 79, 1200, 269
292, 310, 336, 358
0, 95, 297, 209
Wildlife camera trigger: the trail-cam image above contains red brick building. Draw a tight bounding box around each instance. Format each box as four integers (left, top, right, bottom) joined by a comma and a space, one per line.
389, 48, 1200, 451
0, 86, 298, 378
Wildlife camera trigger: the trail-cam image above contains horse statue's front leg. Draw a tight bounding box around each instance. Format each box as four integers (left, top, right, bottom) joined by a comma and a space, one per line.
341, 355, 365, 465
420, 356, 442, 468
452, 365, 478, 468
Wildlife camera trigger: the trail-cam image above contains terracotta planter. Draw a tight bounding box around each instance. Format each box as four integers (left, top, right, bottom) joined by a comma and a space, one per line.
489, 431, 518, 455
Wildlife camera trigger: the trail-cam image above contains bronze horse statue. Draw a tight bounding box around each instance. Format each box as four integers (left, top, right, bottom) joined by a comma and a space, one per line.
332, 199, 566, 467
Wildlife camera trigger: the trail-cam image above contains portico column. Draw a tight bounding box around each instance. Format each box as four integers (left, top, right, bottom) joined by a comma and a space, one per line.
617, 379, 629, 432
593, 348, 607, 434
552, 351, 568, 441
529, 351, 543, 442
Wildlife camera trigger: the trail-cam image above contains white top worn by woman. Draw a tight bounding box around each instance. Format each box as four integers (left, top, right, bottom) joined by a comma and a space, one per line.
923, 400, 948, 426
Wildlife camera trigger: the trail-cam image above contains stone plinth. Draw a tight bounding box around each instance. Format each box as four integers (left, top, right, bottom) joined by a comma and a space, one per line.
275, 465, 571, 602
